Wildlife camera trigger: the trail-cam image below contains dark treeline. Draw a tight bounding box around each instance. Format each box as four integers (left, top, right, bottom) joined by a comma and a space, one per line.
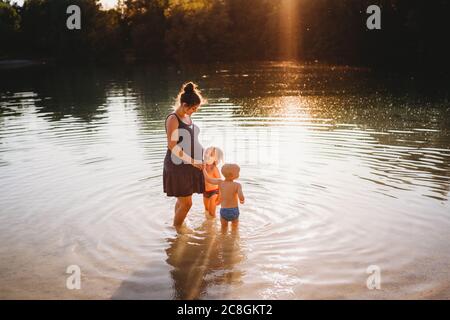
1, 0, 449, 73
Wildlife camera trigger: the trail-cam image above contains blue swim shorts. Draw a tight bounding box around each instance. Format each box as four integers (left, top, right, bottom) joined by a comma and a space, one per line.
220, 207, 240, 222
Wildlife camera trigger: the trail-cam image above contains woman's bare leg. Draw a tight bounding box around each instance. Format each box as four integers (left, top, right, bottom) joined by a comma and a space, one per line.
175, 200, 181, 216
174, 196, 192, 227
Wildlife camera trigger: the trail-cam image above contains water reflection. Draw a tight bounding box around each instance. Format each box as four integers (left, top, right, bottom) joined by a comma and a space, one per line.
166, 220, 244, 300
1, 62, 450, 299
231, 94, 450, 201
111, 220, 244, 300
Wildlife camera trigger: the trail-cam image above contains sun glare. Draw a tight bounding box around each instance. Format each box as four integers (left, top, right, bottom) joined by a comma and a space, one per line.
100, 0, 118, 9
279, 0, 300, 60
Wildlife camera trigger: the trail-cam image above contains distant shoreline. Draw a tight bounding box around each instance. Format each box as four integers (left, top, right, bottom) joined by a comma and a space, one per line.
0, 59, 47, 70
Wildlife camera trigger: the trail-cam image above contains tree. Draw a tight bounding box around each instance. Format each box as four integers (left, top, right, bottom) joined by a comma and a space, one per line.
123, 0, 167, 62
18, 0, 124, 62
164, 0, 231, 63
0, 0, 21, 57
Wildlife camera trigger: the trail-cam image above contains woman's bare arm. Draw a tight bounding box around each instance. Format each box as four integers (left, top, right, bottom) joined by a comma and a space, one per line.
166, 115, 179, 150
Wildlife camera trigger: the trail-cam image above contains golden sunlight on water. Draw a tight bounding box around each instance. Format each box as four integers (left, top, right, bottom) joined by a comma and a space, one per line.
0, 62, 449, 299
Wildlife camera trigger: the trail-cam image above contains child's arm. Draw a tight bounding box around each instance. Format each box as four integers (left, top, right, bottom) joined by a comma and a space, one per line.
203, 168, 222, 185
237, 183, 245, 204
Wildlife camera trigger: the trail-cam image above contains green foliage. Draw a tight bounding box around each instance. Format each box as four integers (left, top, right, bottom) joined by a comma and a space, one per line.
122, 0, 167, 61
164, 0, 231, 62
0, 0, 21, 56
1, 0, 449, 72
19, 0, 126, 62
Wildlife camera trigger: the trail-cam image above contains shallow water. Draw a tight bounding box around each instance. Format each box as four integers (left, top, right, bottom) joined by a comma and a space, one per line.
1, 62, 449, 299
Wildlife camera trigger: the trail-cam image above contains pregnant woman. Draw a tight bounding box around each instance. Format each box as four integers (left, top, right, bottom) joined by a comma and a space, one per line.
164, 82, 205, 227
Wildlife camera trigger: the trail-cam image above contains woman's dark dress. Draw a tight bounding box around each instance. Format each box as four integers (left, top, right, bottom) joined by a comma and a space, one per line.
163, 113, 205, 197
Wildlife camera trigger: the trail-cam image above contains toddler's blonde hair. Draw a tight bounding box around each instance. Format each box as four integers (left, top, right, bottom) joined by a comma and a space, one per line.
204, 146, 224, 166
221, 163, 240, 180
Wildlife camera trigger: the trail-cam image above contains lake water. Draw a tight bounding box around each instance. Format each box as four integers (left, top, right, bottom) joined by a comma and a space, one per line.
1, 62, 449, 299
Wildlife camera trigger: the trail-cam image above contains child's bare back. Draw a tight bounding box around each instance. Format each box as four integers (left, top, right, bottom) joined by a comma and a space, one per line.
218, 180, 244, 209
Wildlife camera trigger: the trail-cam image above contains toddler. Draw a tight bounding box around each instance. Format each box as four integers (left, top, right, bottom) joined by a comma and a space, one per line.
203, 147, 223, 218
203, 163, 244, 230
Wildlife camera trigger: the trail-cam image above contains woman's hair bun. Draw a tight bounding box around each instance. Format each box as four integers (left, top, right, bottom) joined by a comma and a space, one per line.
183, 82, 195, 94
178, 81, 202, 107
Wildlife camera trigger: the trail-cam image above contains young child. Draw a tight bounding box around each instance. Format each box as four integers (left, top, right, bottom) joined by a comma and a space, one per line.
203, 163, 245, 230
203, 147, 224, 218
